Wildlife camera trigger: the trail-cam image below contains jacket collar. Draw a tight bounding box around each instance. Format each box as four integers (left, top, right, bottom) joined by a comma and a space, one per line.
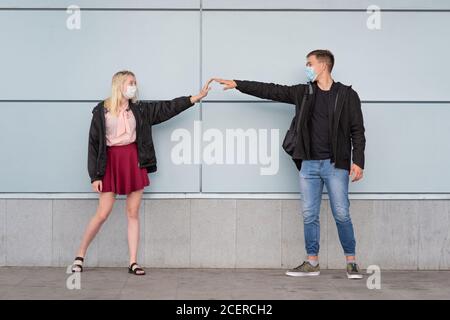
92, 101, 103, 114
93, 99, 138, 114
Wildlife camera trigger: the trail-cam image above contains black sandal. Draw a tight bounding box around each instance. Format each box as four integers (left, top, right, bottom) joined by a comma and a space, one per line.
71, 256, 84, 273
128, 262, 145, 275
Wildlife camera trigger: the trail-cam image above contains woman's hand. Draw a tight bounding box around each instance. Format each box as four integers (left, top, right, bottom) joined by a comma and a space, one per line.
190, 78, 213, 104
92, 180, 102, 193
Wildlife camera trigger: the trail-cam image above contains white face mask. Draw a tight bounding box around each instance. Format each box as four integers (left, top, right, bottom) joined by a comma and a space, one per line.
123, 85, 137, 99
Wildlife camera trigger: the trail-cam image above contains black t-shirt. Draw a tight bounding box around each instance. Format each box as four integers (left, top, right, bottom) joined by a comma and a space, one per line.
309, 81, 337, 160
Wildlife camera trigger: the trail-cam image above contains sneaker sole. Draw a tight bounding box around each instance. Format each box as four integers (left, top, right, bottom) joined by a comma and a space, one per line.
346, 273, 363, 279
285, 271, 320, 277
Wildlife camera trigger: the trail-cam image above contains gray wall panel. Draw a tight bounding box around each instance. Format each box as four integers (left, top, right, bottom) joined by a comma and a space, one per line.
203, 0, 450, 10
1, 1, 448, 195
203, 11, 450, 101
202, 103, 450, 193
201, 102, 297, 193
0, 102, 200, 192
0, 10, 199, 100
0, 1, 200, 9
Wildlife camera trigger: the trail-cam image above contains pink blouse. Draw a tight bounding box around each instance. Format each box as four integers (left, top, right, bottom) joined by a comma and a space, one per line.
105, 105, 137, 146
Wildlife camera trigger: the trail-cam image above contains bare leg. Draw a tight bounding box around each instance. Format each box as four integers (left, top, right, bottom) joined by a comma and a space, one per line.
76, 192, 116, 258
126, 188, 144, 268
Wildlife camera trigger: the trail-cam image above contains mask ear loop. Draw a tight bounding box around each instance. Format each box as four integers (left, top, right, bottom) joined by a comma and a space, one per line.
319, 63, 327, 81
314, 63, 325, 81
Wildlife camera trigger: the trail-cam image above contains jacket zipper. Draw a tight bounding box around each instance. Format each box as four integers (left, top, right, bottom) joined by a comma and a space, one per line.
331, 92, 339, 161
303, 83, 313, 159
130, 103, 142, 167
98, 107, 107, 175
334, 93, 339, 113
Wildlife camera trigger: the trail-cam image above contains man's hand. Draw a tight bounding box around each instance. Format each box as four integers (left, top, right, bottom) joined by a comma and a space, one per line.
190, 78, 213, 104
213, 78, 237, 90
350, 163, 364, 182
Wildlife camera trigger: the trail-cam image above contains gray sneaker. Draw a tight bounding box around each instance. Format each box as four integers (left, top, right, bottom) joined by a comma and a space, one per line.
285, 261, 320, 277
346, 262, 363, 279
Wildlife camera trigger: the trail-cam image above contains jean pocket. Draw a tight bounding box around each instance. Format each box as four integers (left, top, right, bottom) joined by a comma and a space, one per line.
300, 161, 312, 178
332, 164, 349, 178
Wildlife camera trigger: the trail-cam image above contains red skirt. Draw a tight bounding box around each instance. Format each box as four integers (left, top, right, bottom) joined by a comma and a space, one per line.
101, 142, 150, 195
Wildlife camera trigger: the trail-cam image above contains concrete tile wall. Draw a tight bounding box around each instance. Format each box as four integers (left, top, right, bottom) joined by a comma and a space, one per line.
0, 198, 448, 270
6, 200, 53, 266
327, 200, 420, 269
145, 200, 190, 268
0, 200, 5, 266
418, 201, 450, 270
190, 200, 236, 268
236, 200, 281, 268
52, 200, 99, 267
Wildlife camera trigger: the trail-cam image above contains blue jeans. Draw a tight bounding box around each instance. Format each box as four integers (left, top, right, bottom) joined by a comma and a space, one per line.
299, 159, 356, 256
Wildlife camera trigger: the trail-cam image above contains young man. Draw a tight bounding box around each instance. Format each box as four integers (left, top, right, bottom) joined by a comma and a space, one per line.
214, 50, 366, 279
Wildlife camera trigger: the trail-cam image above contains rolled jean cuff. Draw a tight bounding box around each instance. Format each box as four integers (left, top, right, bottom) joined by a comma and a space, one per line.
344, 253, 356, 257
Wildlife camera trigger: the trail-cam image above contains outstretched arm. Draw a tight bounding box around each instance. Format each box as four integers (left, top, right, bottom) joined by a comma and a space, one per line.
145, 79, 213, 125
213, 78, 301, 105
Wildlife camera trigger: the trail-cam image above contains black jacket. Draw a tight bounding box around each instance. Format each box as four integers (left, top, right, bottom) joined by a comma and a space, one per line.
88, 96, 194, 183
234, 80, 366, 172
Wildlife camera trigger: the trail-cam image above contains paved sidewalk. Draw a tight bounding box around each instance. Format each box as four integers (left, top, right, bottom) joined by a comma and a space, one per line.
0, 267, 448, 300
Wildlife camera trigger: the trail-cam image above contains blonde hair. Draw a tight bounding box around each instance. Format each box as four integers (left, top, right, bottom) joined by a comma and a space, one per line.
104, 70, 139, 116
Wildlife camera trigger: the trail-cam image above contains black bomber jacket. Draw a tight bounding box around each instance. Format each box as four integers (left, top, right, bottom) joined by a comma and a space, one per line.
88, 96, 194, 183
234, 79, 366, 172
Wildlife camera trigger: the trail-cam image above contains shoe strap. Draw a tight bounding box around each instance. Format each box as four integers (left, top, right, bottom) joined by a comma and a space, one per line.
130, 262, 142, 271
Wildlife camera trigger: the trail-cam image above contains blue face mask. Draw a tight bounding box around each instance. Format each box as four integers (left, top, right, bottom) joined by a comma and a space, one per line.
305, 66, 317, 82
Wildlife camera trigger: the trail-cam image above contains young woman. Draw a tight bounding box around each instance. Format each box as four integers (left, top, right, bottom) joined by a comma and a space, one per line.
71, 70, 212, 275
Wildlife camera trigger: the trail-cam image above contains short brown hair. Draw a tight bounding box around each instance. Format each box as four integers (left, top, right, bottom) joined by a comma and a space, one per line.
307, 49, 335, 72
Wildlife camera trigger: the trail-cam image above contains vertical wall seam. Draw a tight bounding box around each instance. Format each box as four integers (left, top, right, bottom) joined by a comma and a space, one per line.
199, 0, 203, 193
188, 199, 192, 268
416, 201, 420, 270
142, 199, 145, 267
279, 199, 282, 268
51, 199, 54, 267
326, 200, 329, 268
234, 199, 239, 269
143, 200, 147, 267
4, 200, 7, 266
96, 198, 100, 267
